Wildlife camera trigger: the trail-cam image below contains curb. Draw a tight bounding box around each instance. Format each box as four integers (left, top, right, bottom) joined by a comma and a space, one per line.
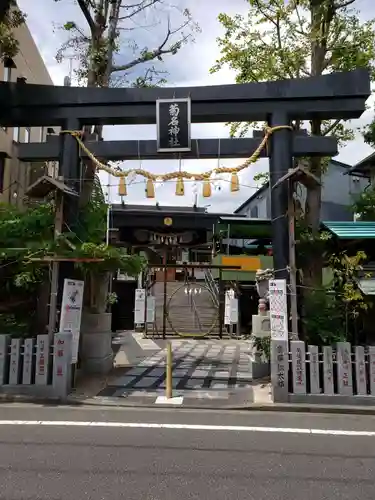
1, 393, 375, 415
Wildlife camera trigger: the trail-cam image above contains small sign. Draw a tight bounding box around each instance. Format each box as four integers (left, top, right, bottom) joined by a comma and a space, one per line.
156, 98, 191, 152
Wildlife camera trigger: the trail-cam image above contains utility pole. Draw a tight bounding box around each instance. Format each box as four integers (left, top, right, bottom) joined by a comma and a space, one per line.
272, 165, 321, 342
288, 179, 299, 341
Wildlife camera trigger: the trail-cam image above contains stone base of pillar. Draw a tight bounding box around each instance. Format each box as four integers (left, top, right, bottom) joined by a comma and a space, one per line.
80, 312, 113, 375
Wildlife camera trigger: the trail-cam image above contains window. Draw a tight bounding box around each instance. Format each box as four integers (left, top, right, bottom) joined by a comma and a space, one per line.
12, 127, 19, 142
0, 157, 5, 193
250, 205, 259, 218
24, 127, 30, 143
3, 66, 11, 82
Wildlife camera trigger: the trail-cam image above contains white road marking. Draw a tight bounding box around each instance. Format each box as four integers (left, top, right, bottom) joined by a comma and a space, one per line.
0, 420, 373, 436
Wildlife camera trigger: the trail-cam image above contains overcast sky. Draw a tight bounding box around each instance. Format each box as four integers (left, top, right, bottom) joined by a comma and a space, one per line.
17, 0, 375, 213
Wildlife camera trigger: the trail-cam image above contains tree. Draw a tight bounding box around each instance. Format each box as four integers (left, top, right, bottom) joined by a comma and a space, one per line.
211, 0, 375, 287
0, 0, 26, 60
55, 0, 199, 205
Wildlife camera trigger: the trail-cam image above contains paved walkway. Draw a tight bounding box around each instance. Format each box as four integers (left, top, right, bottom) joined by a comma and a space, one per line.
94, 332, 272, 406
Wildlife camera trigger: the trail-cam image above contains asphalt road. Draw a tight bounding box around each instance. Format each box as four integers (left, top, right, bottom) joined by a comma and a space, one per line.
0, 405, 374, 500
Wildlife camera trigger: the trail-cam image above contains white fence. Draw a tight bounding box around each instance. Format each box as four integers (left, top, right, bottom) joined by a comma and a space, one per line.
272, 340, 375, 404
0, 332, 72, 398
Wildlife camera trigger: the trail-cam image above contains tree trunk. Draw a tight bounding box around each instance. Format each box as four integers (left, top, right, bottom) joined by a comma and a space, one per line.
302, 0, 334, 289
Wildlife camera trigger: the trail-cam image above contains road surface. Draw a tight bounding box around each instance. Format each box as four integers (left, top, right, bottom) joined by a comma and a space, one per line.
0, 405, 374, 499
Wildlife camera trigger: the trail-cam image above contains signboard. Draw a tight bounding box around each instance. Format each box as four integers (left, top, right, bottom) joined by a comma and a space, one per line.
59, 279, 84, 364
156, 98, 191, 152
269, 279, 288, 341
134, 288, 146, 324
224, 289, 238, 325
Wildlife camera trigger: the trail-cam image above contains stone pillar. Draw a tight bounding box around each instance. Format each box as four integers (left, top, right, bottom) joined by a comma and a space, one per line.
80, 312, 113, 374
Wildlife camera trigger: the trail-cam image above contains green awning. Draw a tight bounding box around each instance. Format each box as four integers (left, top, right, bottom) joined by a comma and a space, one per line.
216, 217, 272, 239
322, 221, 375, 239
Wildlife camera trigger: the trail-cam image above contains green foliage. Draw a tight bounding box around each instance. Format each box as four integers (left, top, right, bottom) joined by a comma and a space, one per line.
253, 171, 269, 187
0, 1, 26, 60
55, 0, 199, 88
302, 290, 348, 345
211, 0, 375, 139
0, 202, 54, 290
73, 242, 145, 275
302, 250, 369, 345
352, 186, 375, 221
250, 335, 270, 361
363, 119, 375, 148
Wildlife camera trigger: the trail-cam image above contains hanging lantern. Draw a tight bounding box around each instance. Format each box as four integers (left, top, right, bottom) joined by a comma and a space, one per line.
146, 178, 155, 198
202, 179, 212, 198
118, 176, 127, 196
176, 177, 185, 196
230, 172, 240, 192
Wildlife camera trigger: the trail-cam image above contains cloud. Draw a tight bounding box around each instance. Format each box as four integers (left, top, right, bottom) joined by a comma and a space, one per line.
18, 0, 375, 213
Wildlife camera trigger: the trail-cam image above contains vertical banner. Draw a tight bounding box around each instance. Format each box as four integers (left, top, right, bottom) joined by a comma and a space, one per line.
59, 279, 84, 364
35, 335, 50, 386
322, 346, 334, 395
271, 340, 289, 402
22, 338, 34, 385
0, 335, 9, 385
146, 295, 155, 323
308, 345, 320, 394
354, 346, 367, 396
134, 288, 146, 325
9, 338, 21, 385
156, 98, 191, 152
53, 332, 72, 396
290, 341, 306, 394
224, 289, 238, 325
368, 346, 375, 396
269, 279, 288, 341
337, 342, 353, 395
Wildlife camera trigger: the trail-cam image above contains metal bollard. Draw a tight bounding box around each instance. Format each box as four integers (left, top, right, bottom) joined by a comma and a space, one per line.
166, 341, 173, 399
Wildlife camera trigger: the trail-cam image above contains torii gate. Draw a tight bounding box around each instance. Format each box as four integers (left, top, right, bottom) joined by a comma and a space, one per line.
2, 69, 369, 280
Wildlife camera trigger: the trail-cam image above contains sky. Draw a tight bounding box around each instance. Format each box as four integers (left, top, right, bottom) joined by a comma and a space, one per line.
17, 0, 375, 214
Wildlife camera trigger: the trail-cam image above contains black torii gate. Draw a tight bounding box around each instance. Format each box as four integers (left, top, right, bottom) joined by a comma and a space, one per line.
0, 69, 370, 279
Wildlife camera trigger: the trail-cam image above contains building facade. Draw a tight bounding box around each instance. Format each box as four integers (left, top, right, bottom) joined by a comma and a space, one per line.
0, 21, 57, 207
235, 159, 368, 221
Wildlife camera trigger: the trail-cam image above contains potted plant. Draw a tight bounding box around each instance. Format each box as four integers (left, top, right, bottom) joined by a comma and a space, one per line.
250, 334, 271, 379
75, 243, 144, 374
